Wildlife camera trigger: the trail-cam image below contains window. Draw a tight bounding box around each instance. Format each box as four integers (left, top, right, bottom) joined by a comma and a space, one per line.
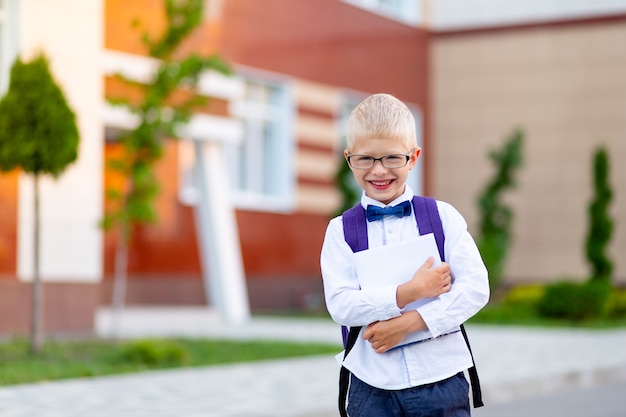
0, 0, 18, 95
226, 76, 295, 211
342, 0, 421, 26
0, 0, 7, 93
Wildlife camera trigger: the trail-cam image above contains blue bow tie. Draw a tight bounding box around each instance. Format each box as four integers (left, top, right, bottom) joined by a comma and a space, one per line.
366, 201, 412, 222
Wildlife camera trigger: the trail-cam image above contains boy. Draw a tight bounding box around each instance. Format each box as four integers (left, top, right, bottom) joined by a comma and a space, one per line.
321, 93, 489, 416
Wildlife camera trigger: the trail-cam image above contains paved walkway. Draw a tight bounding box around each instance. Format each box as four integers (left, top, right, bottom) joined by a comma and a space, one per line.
1, 307, 625, 416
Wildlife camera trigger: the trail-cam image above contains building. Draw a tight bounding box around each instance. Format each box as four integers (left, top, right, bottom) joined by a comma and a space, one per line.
429, 1, 626, 285
0, 0, 624, 336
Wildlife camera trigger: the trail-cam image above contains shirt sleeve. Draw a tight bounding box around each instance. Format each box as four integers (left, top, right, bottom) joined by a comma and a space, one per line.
320, 216, 402, 327
416, 201, 490, 337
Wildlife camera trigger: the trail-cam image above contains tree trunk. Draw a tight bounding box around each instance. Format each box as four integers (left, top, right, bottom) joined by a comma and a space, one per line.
109, 228, 129, 340
30, 173, 43, 354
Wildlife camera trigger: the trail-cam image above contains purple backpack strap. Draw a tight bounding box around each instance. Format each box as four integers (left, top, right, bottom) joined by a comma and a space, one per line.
412, 196, 445, 260
341, 204, 368, 253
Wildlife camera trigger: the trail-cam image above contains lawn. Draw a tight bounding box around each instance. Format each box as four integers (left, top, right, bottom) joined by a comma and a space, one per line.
468, 283, 626, 328
0, 337, 341, 386
3, 284, 625, 387
468, 301, 626, 328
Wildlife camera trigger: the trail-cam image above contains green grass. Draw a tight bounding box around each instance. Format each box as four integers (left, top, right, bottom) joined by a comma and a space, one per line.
3, 286, 624, 388
467, 284, 626, 328
469, 304, 626, 328
0, 337, 341, 386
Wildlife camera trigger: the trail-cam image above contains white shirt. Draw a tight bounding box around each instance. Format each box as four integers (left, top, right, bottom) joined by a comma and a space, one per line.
320, 186, 490, 390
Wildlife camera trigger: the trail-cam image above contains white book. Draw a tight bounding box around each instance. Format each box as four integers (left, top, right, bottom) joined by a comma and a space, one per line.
353, 233, 446, 348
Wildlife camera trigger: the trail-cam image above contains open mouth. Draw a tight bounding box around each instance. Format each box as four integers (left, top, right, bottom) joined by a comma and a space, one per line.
369, 179, 394, 188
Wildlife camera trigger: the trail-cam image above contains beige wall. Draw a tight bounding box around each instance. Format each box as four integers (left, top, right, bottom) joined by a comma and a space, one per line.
294, 80, 343, 215
431, 20, 626, 285
18, 0, 103, 282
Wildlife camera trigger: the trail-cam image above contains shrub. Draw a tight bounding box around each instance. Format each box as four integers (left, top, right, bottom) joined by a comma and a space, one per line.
585, 146, 614, 283
476, 129, 524, 293
118, 339, 188, 366
504, 285, 545, 307
607, 289, 626, 319
537, 280, 611, 321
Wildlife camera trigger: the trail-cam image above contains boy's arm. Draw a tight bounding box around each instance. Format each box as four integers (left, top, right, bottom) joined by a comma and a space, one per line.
363, 257, 452, 354
396, 257, 451, 309
363, 310, 426, 353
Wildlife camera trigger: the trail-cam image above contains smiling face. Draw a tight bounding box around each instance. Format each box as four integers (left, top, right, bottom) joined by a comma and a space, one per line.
345, 94, 421, 204
344, 137, 421, 205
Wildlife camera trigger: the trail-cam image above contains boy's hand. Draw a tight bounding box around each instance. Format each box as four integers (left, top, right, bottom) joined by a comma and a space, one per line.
363, 311, 425, 354
396, 257, 451, 309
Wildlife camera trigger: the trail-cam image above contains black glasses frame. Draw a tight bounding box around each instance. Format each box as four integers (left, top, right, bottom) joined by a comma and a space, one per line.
346, 151, 413, 169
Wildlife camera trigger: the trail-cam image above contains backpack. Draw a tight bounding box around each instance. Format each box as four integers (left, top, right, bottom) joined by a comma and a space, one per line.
338, 195, 483, 417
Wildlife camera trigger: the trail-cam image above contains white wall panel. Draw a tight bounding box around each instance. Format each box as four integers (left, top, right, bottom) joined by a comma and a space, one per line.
430, 0, 626, 30
17, 0, 103, 282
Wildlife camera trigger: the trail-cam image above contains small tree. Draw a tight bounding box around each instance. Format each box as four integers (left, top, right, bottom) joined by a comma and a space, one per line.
585, 146, 613, 283
334, 154, 360, 216
102, 0, 230, 337
0, 53, 80, 353
476, 129, 524, 294
537, 145, 614, 322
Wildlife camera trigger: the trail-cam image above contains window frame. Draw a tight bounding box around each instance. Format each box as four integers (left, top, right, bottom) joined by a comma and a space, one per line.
0, 0, 19, 95
224, 69, 296, 213
341, 0, 421, 26
0, 0, 7, 93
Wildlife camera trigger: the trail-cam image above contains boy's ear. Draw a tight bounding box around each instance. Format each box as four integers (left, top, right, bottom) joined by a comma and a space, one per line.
409, 147, 421, 169
343, 149, 350, 160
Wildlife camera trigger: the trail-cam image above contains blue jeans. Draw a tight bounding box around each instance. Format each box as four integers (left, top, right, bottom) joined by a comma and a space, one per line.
347, 372, 471, 417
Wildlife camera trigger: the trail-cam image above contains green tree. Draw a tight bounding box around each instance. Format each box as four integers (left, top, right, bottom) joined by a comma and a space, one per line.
102, 0, 230, 337
334, 154, 360, 216
585, 146, 614, 283
476, 129, 524, 294
0, 54, 80, 353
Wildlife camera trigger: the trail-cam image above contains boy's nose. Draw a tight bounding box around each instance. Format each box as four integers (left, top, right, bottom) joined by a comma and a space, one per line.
370, 159, 389, 172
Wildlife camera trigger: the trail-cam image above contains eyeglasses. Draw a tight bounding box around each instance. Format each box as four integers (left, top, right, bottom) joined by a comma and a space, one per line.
346, 150, 413, 169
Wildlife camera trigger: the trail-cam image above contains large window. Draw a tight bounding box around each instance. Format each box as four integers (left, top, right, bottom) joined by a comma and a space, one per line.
342, 0, 421, 26
0, 0, 18, 95
226, 76, 295, 211
0, 0, 7, 93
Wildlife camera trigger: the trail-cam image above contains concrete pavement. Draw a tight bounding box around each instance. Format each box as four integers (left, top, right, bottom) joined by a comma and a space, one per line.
473, 380, 626, 417
0, 307, 625, 416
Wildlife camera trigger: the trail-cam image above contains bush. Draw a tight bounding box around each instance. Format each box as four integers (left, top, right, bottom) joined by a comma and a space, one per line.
607, 289, 626, 319
476, 129, 524, 292
537, 280, 611, 321
504, 285, 545, 307
585, 146, 613, 283
118, 339, 188, 366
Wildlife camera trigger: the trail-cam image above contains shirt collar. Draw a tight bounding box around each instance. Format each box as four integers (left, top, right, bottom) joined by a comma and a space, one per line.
360, 185, 414, 209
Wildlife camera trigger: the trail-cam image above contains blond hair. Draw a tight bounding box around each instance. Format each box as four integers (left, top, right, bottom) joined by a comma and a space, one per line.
346, 93, 417, 152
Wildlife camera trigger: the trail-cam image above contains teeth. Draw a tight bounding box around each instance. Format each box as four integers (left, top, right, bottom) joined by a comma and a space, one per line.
371, 180, 391, 186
